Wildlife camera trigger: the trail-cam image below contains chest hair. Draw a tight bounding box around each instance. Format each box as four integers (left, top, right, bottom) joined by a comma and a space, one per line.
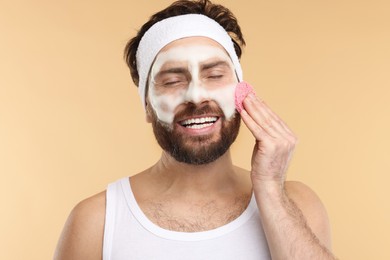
140, 195, 251, 232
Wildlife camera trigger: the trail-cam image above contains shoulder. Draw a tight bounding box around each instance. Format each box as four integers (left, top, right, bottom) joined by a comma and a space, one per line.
54, 191, 106, 260
285, 181, 323, 207
285, 181, 333, 250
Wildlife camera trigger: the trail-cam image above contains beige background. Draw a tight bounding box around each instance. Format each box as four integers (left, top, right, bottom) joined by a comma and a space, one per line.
1, 0, 389, 259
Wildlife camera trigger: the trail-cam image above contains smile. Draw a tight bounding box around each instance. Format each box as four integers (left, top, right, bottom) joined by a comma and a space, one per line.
179, 117, 218, 129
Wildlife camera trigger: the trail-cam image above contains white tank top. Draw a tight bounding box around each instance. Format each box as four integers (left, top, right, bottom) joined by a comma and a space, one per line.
103, 177, 271, 260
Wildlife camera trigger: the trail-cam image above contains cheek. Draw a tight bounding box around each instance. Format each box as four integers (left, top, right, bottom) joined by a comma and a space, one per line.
208, 84, 236, 120
149, 89, 186, 124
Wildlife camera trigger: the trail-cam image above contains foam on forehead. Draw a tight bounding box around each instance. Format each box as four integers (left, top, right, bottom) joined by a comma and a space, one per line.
136, 14, 243, 109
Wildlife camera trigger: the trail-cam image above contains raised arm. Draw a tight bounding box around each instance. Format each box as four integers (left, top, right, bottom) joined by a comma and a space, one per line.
240, 93, 336, 260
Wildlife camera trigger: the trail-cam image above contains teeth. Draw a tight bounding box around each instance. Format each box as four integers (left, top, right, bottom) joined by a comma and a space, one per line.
181, 117, 217, 126
186, 123, 214, 129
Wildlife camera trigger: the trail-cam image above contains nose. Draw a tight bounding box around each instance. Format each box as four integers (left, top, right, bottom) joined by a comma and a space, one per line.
184, 81, 210, 104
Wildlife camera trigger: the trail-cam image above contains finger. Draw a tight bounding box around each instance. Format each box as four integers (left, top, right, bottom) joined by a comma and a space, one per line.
243, 94, 286, 137
258, 99, 296, 137
240, 109, 274, 140
244, 94, 297, 141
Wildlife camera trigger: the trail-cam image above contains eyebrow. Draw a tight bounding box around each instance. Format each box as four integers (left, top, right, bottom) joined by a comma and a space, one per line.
156, 67, 188, 78
200, 60, 230, 71
155, 60, 230, 78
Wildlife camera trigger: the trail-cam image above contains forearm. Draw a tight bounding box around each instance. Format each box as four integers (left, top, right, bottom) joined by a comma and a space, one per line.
240, 91, 335, 258
253, 181, 336, 260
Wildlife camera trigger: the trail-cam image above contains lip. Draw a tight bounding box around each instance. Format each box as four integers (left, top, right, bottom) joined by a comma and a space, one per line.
175, 115, 221, 136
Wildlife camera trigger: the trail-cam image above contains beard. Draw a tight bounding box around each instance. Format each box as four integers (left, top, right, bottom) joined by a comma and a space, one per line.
149, 102, 241, 165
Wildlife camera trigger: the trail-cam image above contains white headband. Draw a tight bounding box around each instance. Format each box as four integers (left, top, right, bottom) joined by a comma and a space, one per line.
136, 14, 243, 108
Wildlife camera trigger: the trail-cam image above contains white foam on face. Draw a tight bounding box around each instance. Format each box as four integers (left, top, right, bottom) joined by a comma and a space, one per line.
148, 44, 238, 125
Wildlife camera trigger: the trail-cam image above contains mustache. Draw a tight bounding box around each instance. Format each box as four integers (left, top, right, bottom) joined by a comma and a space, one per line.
174, 103, 224, 121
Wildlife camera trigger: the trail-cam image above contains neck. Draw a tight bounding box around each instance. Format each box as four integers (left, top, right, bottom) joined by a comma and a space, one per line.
150, 150, 239, 196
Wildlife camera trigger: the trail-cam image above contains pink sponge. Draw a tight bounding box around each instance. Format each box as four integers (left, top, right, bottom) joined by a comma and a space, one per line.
235, 81, 255, 112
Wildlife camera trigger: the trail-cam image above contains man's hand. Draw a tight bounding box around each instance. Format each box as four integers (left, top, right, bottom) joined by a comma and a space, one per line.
240, 93, 297, 190
239, 92, 336, 260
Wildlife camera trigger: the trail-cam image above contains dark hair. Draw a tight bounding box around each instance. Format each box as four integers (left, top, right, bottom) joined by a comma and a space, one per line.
124, 0, 245, 87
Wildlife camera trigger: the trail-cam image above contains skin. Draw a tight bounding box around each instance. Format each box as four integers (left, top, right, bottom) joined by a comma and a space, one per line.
148, 44, 238, 125
54, 37, 336, 259
241, 95, 335, 259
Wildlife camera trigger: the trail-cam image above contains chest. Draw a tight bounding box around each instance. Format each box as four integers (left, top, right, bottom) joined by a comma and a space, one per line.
139, 196, 251, 232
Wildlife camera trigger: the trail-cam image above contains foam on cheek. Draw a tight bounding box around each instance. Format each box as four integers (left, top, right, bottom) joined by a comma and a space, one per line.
208, 83, 237, 120
149, 45, 238, 124
149, 86, 186, 124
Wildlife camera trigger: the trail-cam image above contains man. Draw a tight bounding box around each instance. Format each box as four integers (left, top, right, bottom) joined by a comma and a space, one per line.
54, 0, 336, 259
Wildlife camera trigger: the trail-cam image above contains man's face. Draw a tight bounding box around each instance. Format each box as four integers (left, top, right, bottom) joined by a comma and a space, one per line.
146, 37, 241, 165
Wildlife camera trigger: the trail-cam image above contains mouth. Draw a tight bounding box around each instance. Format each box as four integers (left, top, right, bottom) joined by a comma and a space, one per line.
179, 116, 219, 129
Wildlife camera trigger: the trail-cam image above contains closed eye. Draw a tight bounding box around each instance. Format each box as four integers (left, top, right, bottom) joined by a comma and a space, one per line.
164, 80, 182, 86
162, 78, 189, 87
208, 75, 223, 79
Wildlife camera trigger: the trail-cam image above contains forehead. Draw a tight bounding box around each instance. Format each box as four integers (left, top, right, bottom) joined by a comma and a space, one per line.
154, 36, 231, 65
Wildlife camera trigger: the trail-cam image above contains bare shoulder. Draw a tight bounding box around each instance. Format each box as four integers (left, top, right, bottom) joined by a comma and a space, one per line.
285, 181, 333, 250
54, 191, 106, 260
285, 181, 324, 207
